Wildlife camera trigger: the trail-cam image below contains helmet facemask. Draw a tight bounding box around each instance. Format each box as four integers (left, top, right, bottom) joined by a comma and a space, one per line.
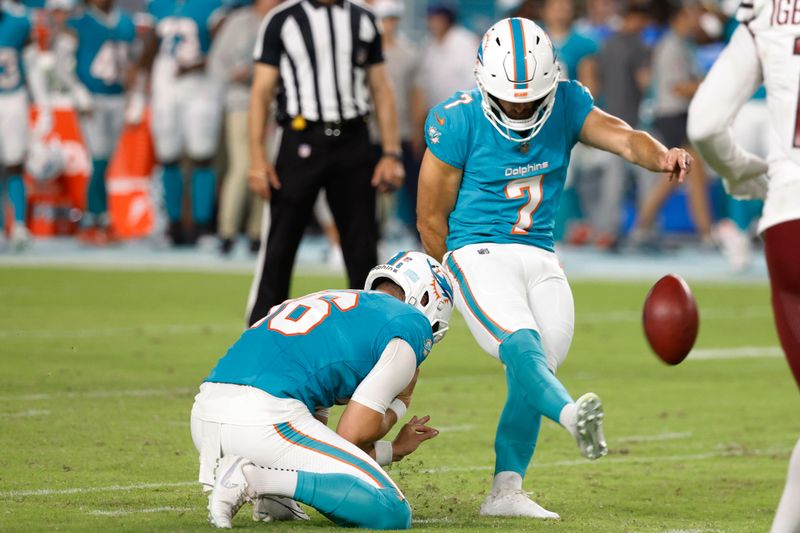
475, 64, 559, 143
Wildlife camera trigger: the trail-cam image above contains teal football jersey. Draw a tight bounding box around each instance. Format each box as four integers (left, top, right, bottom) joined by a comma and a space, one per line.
0, 5, 32, 94
205, 290, 434, 413
148, 0, 224, 62
69, 10, 136, 95
424, 82, 594, 253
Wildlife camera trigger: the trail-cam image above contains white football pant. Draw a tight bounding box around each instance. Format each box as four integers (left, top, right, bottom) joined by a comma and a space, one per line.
190, 382, 400, 495
443, 243, 574, 372
79, 94, 126, 160
0, 90, 29, 166
151, 65, 222, 162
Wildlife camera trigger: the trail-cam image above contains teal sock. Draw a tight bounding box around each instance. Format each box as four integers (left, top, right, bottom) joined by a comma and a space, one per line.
728, 197, 764, 232
294, 471, 411, 530
7, 174, 26, 223
191, 166, 215, 224
87, 159, 109, 216
499, 329, 573, 423
162, 164, 183, 222
494, 370, 542, 476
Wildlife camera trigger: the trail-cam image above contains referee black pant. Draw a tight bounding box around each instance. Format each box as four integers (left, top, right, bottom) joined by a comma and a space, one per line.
246, 120, 377, 326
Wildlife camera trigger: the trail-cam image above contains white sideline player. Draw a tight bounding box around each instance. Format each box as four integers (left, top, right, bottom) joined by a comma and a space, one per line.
138, 0, 226, 245
687, 2, 800, 531
0, 0, 49, 251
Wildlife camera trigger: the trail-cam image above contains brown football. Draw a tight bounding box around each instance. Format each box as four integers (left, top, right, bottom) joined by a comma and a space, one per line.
642, 274, 699, 365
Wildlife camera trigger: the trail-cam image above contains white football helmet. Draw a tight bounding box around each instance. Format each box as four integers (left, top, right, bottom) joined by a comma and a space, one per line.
365, 251, 454, 344
474, 17, 560, 143
25, 137, 65, 182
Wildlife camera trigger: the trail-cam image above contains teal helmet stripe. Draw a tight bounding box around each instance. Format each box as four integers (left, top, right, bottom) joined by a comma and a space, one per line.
509, 18, 528, 90
444, 255, 510, 342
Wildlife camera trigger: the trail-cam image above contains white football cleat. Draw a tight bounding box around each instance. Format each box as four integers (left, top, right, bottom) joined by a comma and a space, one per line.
480, 488, 560, 519
252, 495, 310, 522
575, 392, 608, 460
208, 455, 253, 528
10, 224, 29, 253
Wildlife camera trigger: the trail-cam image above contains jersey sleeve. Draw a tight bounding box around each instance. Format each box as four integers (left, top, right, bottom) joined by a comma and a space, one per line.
365, 12, 383, 65
687, 25, 767, 183
424, 94, 473, 169
375, 310, 434, 365
253, 9, 284, 65
561, 80, 594, 145
350, 338, 417, 414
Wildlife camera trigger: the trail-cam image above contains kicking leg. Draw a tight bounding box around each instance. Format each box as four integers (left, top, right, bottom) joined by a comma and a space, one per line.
444, 246, 562, 518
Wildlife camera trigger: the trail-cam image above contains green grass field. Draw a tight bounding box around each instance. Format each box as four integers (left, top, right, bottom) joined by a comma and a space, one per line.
0, 267, 796, 532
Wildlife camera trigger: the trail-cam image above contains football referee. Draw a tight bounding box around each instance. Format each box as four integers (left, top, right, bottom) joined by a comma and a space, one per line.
246, 0, 404, 326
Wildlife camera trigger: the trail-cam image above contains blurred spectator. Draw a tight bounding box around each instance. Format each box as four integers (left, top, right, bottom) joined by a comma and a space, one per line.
418, 3, 479, 109
208, 0, 276, 256
539, 0, 603, 245
66, 0, 137, 245
575, 0, 620, 43
631, 0, 712, 248
371, 0, 426, 240
540, 0, 598, 87
582, 0, 652, 248
138, 0, 227, 247
0, 0, 40, 251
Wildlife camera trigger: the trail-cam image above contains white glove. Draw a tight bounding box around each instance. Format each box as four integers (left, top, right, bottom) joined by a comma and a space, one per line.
124, 91, 146, 125
722, 174, 769, 201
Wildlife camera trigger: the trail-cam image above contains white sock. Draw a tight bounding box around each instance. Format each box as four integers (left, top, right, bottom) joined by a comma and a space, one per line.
242, 464, 298, 498
770, 436, 800, 533
492, 471, 523, 492
559, 402, 577, 438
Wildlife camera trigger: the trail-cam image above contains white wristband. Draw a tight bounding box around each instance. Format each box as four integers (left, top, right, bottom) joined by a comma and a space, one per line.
374, 440, 393, 466
389, 399, 407, 420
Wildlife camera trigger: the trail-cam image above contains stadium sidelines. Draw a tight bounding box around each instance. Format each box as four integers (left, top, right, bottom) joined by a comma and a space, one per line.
1, 446, 792, 500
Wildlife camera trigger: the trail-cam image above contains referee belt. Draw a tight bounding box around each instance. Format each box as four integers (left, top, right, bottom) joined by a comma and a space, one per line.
288, 115, 368, 136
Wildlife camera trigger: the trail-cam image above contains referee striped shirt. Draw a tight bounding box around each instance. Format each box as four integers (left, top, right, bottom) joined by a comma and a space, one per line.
253, 0, 384, 124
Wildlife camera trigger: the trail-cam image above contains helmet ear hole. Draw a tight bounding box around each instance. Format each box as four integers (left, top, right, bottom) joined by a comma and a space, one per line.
421, 292, 430, 306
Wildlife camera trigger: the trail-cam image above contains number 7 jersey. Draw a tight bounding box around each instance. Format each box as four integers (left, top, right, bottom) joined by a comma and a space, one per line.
424, 81, 594, 253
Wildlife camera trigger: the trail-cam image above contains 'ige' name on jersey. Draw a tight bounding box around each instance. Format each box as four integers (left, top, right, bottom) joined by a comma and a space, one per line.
505, 162, 550, 177
772, 0, 800, 25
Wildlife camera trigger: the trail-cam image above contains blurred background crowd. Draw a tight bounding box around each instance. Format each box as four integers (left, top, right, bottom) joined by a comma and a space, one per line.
0, 0, 766, 272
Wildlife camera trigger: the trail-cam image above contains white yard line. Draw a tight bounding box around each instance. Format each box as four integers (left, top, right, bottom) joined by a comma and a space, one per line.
436, 424, 476, 433
617, 431, 693, 444
419, 447, 791, 474
0, 306, 771, 341
689, 346, 783, 361
0, 409, 50, 418
87, 506, 193, 517
0, 324, 239, 340
0, 387, 195, 402
2, 446, 791, 500
0, 481, 196, 498
579, 307, 769, 324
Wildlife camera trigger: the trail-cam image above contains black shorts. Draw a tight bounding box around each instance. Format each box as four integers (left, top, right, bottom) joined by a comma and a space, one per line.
653, 113, 689, 148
